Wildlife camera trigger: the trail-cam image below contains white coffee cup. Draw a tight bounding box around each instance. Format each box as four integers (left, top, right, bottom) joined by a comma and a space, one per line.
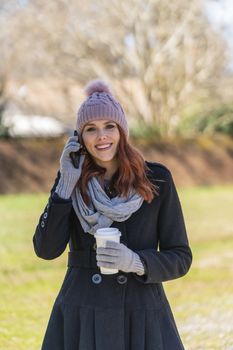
94, 227, 121, 274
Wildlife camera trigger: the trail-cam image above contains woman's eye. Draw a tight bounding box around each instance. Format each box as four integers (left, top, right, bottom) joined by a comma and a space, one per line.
106, 124, 116, 129
85, 124, 116, 132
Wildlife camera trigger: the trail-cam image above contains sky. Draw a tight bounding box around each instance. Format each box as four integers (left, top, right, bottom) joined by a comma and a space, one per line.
205, 0, 233, 48
205, 0, 233, 69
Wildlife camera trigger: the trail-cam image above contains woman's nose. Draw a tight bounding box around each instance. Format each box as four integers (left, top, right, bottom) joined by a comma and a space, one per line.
97, 129, 107, 138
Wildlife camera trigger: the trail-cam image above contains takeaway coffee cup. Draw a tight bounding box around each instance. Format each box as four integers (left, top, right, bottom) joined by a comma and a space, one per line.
94, 227, 121, 274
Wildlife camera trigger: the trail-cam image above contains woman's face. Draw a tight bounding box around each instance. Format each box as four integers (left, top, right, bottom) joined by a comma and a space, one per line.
81, 119, 120, 168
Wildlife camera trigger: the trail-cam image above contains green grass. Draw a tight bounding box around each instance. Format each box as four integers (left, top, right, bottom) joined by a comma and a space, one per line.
0, 187, 233, 350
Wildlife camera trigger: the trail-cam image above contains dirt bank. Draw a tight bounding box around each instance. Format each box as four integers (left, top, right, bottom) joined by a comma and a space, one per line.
0, 134, 232, 194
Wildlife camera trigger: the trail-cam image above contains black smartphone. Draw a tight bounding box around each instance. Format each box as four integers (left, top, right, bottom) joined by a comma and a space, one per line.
70, 130, 81, 169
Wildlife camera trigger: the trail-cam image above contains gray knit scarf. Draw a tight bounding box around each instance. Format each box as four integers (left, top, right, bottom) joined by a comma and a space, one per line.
71, 177, 144, 235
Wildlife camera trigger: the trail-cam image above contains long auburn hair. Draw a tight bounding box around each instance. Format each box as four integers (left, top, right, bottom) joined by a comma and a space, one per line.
77, 126, 159, 205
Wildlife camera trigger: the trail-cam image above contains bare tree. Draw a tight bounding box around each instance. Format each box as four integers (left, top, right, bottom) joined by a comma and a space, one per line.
1, 0, 230, 136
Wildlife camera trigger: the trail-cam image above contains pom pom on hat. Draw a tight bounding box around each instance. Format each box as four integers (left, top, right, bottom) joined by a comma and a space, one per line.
84, 79, 112, 97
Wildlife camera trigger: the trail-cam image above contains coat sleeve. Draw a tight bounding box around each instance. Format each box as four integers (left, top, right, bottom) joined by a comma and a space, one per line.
32, 171, 73, 260
133, 169, 192, 284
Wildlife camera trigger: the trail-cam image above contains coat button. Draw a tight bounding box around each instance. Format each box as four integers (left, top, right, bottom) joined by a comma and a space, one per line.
41, 220, 45, 228
92, 273, 102, 284
117, 274, 127, 284
43, 212, 48, 219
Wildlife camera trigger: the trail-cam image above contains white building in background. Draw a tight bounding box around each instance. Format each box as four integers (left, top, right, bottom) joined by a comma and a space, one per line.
2, 113, 69, 137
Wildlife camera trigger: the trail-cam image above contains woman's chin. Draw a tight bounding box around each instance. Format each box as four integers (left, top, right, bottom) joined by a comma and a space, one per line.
92, 154, 118, 166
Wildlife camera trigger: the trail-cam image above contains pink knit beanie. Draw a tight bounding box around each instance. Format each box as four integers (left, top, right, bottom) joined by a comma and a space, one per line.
76, 79, 129, 138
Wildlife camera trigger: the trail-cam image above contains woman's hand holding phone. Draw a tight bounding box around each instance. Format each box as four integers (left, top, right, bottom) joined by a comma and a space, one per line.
70, 130, 82, 168
55, 131, 85, 199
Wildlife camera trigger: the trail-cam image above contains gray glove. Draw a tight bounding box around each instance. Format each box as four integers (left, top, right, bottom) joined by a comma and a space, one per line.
55, 135, 85, 199
96, 240, 145, 275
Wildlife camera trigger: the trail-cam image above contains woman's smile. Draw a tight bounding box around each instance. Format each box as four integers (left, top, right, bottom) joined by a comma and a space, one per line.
95, 143, 113, 150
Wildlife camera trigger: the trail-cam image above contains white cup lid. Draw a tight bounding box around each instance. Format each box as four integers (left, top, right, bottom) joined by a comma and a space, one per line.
94, 227, 121, 236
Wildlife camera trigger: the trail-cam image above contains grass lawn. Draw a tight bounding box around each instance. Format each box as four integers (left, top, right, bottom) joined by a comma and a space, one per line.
0, 186, 233, 350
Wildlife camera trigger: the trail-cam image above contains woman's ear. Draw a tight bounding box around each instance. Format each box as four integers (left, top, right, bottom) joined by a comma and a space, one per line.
80, 138, 88, 154
78, 132, 88, 154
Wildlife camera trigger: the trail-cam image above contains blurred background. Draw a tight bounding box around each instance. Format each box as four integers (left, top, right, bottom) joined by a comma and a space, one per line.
0, 0, 232, 349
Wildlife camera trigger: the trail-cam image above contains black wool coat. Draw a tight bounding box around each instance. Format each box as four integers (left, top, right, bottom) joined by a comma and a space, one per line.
33, 161, 192, 350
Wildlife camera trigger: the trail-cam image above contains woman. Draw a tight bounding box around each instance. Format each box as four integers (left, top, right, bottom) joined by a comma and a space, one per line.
33, 79, 192, 350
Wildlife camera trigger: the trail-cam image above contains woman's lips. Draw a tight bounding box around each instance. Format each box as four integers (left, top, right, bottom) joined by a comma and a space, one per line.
95, 143, 112, 150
